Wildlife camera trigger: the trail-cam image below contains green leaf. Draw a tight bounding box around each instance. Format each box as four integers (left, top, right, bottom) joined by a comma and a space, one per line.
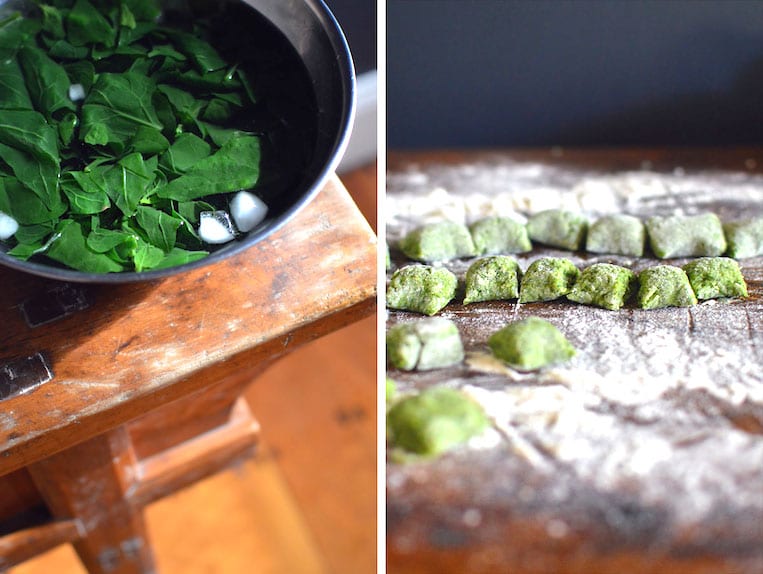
18, 44, 76, 119
63, 60, 95, 92
0, 57, 34, 111
0, 14, 36, 61
67, 0, 117, 47
123, 0, 161, 21
159, 132, 211, 174
103, 152, 157, 215
195, 121, 240, 147
166, 30, 226, 73
0, 176, 66, 225
39, 4, 66, 39
47, 219, 124, 272
46, 40, 89, 60
132, 238, 165, 271
119, 3, 137, 29
86, 227, 135, 252
0, 143, 61, 212
157, 84, 203, 124
57, 112, 78, 147
153, 247, 208, 269
135, 205, 181, 251
201, 94, 242, 123
0, 109, 61, 165
147, 44, 186, 61
14, 222, 56, 244
80, 72, 162, 151
59, 170, 110, 214
157, 133, 260, 201
129, 125, 170, 154
158, 68, 241, 92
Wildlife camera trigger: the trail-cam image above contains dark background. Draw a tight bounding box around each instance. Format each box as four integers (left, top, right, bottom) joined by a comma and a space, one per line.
387, 0, 763, 149
325, 0, 376, 75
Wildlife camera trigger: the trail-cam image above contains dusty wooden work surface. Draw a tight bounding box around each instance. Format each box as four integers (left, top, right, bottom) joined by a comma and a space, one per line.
0, 175, 377, 476
386, 149, 763, 574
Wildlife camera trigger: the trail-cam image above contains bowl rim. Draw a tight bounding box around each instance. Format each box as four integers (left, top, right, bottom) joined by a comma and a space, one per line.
0, 0, 357, 284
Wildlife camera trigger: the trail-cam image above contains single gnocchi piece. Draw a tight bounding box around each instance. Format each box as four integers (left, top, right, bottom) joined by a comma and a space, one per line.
463, 256, 521, 305
566, 263, 637, 310
399, 221, 477, 263
386, 387, 489, 457
469, 216, 531, 255
682, 257, 748, 300
586, 214, 645, 257
636, 265, 698, 309
386, 318, 464, 371
724, 217, 763, 259
526, 209, 588, 251
645, 213, 726, 258
518, 257, 580, 303
386, 264, 457, 316
488, 316, 576, 371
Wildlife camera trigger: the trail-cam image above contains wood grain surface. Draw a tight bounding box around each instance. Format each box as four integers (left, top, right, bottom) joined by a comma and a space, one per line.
0, 173, 377, 476
386, 149, 763, 574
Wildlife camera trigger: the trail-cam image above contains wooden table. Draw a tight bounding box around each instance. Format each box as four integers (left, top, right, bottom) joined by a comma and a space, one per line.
386, 149, 763, 574
0, 175, 377, 573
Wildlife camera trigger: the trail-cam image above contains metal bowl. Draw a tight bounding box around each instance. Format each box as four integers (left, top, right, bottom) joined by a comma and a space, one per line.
0, 0, 355, 282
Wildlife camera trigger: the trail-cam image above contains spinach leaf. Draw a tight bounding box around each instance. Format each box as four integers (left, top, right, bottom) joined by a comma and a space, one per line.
159, 132, 210, 174
129, 125, 170, 154
0, 57, 34, 111
123, 0, 161, 22
0, 109, 60, 165
157, 84, 202, 124
86, 226, 135, 253
47, 219, 124, 272
57, 112, 78, 147
63, 60, 95, 92
80, 72, 162, 151
0, 176, 64, 225
156, 133, 261, 201
39, 4, 66, 39
67, 0, 116, 47
166, 30, 226, 73
59, 170, 110, 214
14, 222, 56, 244
46, 40, 90, 60
18, 44, 76, 119
153, 247, 208, 269
147, 44, 186, 62
0, 14, 36, 61
0, 143, 61, 212
135, 204, 181, 251
201, 94, 243, 123
103, 152, 157, 215
132, 238, 164, 271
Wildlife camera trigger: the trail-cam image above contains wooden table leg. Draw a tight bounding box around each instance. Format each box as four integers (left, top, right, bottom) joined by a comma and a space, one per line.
27, 428, 156, 574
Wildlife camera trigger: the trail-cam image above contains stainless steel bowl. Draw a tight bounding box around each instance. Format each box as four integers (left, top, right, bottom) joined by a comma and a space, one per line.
0, 0, 355, 282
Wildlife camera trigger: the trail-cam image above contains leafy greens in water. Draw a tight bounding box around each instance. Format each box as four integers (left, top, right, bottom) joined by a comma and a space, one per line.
0, 0, 313, 273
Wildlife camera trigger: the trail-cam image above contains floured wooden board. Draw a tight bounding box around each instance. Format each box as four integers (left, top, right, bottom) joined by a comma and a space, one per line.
385, 150, 763, 574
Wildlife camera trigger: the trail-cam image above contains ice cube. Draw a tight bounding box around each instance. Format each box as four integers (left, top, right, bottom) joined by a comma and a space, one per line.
0, 211, 18, 240
230, 191, 268, 232
199, 211, 236, 244
68, 83, 86, 102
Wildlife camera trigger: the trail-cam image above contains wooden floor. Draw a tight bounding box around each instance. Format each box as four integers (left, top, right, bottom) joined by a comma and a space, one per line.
9, 164, 379, 574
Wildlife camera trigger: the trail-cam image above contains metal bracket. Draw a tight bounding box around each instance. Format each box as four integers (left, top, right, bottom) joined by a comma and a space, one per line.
21, 284, 91, 328
0, 353, 54, 401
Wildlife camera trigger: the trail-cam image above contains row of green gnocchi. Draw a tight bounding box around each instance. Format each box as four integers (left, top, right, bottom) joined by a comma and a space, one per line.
390, 211, 763, 264
385, 256, 748, 316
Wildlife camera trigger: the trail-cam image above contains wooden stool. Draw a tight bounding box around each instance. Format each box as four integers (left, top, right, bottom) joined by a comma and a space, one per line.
0, 176, 377, 573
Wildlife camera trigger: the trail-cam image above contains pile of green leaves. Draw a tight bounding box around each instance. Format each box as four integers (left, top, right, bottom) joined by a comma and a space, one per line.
0, 0, 298, 273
